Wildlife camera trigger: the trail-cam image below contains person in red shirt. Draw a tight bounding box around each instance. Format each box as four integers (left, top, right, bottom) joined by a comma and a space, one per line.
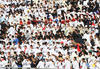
27, 19, 31, 25
61, 20, 65, 24
49, 18, 52, 24
77, 43, 81, 52
72, 17, 76, 22
66, 16, 70, 23
32, 18, 37, 25
44, 17, 48, 25
70, 14, 76, 22
20, 18, 23, 25
96, 47, 100, 57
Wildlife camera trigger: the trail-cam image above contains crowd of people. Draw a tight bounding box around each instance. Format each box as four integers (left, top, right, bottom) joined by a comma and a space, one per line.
0, 0, 100, 69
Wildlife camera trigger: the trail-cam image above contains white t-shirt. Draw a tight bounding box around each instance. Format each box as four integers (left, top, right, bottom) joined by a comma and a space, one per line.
64, 60, 71, 69
37, 61, 45, 68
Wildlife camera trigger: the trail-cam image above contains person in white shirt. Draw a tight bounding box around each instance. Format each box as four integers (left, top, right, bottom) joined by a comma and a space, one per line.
56, 58, 64, 69
80, 58, 88, 69
45, 59, 55, 68
72, 57, 79, 69
64, 57, 72, 69
37, 59, 45, 68
0, 0, 100, 69
0, 58, 8, 67
16, 46, 22, 55
12, 58, 18, 68
22, 56, 31, 69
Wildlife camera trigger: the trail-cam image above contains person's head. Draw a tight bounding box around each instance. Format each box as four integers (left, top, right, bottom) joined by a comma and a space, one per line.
47, 52, 50, 55
8, 56, 10, 60
89, 52, 92, 55
66, 57, 69, 60
8, 52, 11, 55
36, 53, 39, 57
24, 46, 27, 49
18, 58, 21, 62
3, 46, 5, 49
58, 52, 62, 56
18, 46, 21, 49
39, 52, 43, 56
14, 51, 17, 55
23, 56, 26, 59
30, 53, 34, 57
12, 58, 16, 62
73, 57, 77, 61
82, 58, 85, 62
97, 47, 100, 51
1, 51, 4, 55
0, 48, 1, 51
30, 45, 33, 49
82, 52, 85, 55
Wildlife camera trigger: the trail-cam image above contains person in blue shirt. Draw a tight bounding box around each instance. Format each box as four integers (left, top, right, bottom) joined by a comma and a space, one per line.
13, 37, 19, 45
